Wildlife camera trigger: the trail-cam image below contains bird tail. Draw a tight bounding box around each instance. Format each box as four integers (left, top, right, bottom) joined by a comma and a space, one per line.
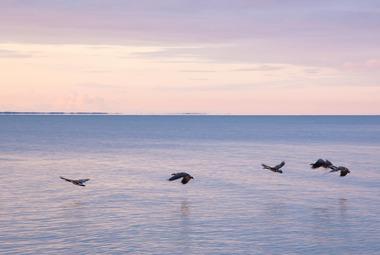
168, 176, 177, 181
168, 173, 182, 181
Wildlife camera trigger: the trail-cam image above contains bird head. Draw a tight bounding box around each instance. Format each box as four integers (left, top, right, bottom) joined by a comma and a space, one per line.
340, 168, 350, 177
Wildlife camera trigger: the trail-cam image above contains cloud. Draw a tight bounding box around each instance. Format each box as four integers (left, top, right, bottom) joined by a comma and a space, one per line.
0, 1, 379, 69
0, 49, 33, 58
179, 64, 286, 73
83, 69, 112, 74
303, 68, 322, 74
128, 46, 211, 60
154, 82, 280, 92
231, 65, 285, 72
342, 59, 380, 71
75, 83, 128, 90
55, 93, 107, 111
180, 70, 216, 73
1, 1, 379, 47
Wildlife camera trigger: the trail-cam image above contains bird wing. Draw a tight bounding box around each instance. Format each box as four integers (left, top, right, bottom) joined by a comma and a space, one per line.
60, 176, 73, 183
261, 164, 272, 170
329, 165, 339, 172
168, 172, 188, 181
274, 161, 285, 170
325, 160, 333, 167
78, 179, 90, 184
311, 159, 325, 168
181, 175, 192, 184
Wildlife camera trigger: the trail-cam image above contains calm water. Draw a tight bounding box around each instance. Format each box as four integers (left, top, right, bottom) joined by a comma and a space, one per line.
0, 115, 379, 254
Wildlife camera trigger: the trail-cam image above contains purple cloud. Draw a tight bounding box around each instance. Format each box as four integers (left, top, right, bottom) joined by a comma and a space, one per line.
1, 0, 379, 67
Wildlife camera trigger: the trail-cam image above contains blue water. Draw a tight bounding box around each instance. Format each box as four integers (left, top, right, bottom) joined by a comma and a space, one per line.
0, 115, 379, 254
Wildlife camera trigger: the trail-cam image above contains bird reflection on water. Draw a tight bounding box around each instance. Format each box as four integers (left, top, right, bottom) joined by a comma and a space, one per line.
177, 200, 192, 255
338, 198, 348, 220
181, 200, 190, 218
310, 197, 351, 238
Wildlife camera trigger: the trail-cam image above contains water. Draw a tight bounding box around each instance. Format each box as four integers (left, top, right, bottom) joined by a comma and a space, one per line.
0, 115, 379, 254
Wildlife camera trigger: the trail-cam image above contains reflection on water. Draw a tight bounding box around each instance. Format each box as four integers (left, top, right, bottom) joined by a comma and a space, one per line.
180, 200, 190, 217
178, 200, 191, 254
338, 198, 348, 219
1, 116, 380, 254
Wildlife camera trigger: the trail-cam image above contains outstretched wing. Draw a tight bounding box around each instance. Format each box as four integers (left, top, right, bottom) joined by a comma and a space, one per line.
60, 176, 88, 186
324, 160, 333, 168
168, 172, 188, 181
181, 175, 192, 184
329, 165, 339, 172
261, 164, 272, 170
310, 159, 325, 169
78, 179, 90, 184
274, 161, 285, 170
60, 176, 73, 183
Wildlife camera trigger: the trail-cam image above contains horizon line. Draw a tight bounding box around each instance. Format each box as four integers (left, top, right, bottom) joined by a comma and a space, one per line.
0, 111, 379, 116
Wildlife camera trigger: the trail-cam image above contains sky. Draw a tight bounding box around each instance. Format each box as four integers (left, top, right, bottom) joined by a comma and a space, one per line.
1, 0, 380, 114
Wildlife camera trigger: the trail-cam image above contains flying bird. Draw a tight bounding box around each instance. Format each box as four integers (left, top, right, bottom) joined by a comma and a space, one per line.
60, 176, 90, 187
168, 172, 194, 184
329, 166, 351, 177
261, 161, 285, 173
310, 159, 333, 169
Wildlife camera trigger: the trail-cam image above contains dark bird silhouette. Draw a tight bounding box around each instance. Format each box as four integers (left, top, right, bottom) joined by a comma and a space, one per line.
168, 172, 194, 184
261, 161, 285, 173
60, 176, 90, 187
329, 166, 350, 177
310, 159, 333, 169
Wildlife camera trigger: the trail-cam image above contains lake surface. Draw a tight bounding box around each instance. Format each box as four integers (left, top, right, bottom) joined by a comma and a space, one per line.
1, 115, 379, 254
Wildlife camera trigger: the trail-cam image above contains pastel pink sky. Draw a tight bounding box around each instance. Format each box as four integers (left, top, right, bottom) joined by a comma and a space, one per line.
1, 1, 379, 114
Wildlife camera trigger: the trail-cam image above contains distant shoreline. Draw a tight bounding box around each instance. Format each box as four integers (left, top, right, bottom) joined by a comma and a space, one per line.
0, 112, 379, 116
0, 112, 207, 116
0, 112, 110, 115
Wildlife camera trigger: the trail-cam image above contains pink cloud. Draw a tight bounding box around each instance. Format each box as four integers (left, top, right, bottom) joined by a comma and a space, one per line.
343, 59, 380, 71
